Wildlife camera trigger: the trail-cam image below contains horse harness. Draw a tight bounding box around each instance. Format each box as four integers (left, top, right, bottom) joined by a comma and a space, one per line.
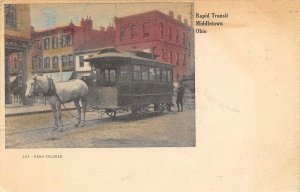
33, 77, 56, 96
34, 77, 81, 121
44, 77, 56, 96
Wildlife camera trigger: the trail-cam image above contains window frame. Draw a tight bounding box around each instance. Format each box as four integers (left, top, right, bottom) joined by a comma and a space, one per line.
133, 65, 142, 81
52, 36, 58, 49
104, 69, 117, 83
141, 65, 149, 81
155, 67, 161, 81
44, 38, 50, 50
119, 64, 130, 81
120, 27, 126, 41
52, 56, 59, 69
43, 57, 50, 69
4, 4, 17, 29
68, 55, 74, 68
79, 56, 84, 68
160, 23, 164, 38
143, 20, 151, 37
149, 67, 155, 81
131, 24, 138, 39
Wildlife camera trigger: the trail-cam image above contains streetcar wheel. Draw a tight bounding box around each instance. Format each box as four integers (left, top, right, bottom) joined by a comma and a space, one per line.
158, 104, 165, 112
106, 110, 116, 118
130, 106, 139, 114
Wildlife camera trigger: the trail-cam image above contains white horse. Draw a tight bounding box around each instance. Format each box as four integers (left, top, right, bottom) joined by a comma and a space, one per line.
25, 75, 88, 132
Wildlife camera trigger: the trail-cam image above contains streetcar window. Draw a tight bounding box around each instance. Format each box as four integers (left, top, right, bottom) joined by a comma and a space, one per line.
155, 67, 161, 81
104, 69, 116, 82
167, 69, 172, 82
141, 65, 149, 80
119, 65, 130, 81
161, 68, 167, 82
110, 70, 116, 82
133, 65, 141, 80
149, 67, 155, 80
91, 66, 97, 84
104, 69, 109, 82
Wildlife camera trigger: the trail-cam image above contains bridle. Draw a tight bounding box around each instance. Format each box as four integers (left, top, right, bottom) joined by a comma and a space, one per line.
30, 77, 56, 96
30, 78, 44, 96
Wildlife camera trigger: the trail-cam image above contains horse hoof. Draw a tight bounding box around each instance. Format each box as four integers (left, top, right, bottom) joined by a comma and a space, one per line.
59, 128, 63, 132
74, 123, 80, 127
52, 127, 58, 131
80, 123, 85, 127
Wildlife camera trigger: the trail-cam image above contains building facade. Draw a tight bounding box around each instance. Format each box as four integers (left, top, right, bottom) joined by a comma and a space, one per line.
31, 17, 115, 81
5, 4, 32, 104
114, 10, 194, 82
74, 48, 106, 79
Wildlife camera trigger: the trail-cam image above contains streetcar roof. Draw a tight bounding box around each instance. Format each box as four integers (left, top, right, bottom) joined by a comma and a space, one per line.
84, 48, 173, 67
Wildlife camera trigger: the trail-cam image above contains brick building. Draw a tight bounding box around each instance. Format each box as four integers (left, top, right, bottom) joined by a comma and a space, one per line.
115, 10, 194, 82
5, 4, 32, 104
31, 17, 115, 80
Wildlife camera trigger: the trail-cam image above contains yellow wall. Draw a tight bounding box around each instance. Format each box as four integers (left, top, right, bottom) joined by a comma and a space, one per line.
43, 46, 73, 58
43, 40, 74, 70
5, 4, 31, 40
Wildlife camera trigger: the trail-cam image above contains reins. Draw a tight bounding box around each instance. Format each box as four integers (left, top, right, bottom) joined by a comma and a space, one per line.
33, 77, 82, 122
54, 91, 82, 121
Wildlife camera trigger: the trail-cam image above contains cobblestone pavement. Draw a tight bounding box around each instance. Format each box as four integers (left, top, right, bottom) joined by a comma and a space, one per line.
5, 108, 195, 148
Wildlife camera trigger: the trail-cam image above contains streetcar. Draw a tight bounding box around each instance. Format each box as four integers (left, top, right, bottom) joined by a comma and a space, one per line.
84, 47, 174, 117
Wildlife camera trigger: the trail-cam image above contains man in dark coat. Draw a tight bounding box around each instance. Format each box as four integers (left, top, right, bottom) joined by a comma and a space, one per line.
176, 83, 185, 112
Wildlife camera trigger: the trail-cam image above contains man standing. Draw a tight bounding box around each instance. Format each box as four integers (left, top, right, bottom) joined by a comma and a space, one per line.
176, 82, 185, 112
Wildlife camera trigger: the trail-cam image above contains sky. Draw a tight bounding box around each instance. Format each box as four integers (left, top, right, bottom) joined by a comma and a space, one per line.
30, 3, 193, 31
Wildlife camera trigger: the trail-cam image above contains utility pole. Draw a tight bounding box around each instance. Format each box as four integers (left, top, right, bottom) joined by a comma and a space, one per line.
184, 2, 194, 27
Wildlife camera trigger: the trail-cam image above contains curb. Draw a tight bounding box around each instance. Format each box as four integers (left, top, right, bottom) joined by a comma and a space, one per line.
5, 107, 77, 117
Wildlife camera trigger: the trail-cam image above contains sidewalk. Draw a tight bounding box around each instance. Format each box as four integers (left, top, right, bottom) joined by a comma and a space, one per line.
5, 102, 76, 117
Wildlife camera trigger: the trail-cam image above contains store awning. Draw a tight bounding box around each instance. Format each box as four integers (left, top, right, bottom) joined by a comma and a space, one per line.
10, 76, 17, 83
43, 72, 74, 82
76, 72, 91, 79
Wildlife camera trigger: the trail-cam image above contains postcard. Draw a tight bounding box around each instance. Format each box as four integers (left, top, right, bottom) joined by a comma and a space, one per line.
0, 0, 299, 191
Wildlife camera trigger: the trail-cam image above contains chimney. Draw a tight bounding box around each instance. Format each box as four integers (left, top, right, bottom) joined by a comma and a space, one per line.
184, 19, 188, 25
80, 18, 84, 27
177, 15, 182, 22
169, 11, 174, 18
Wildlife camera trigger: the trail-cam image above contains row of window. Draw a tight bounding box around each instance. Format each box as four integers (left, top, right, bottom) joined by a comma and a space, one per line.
43, 55, 74, 69
92, 65, 172, 83
160, 23, 185, 44
132, 65, 172, 82
43, 35, 72, 50
120, 20, 151, 41
161, 49, 186, 66
119, 21, 187, 45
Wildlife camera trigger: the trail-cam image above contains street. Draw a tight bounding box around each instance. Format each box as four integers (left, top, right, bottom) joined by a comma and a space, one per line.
5, 108, 195, 148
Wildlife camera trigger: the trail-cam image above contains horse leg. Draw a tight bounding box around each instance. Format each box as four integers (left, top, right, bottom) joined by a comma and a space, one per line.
73, 99, 81, 127
56, 104, 63, 132
51, 105, 58, 131
81, 97, 87, 127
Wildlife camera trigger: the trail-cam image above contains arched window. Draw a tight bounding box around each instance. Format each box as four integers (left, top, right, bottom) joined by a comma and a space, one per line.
143, 21, 151, 37
120, 27, 126, 41
175, 30, 179, 43
131, 25, 138, 39
13, 57, 17, 69
168, 26, 172, 40
160, 23, 164, 38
